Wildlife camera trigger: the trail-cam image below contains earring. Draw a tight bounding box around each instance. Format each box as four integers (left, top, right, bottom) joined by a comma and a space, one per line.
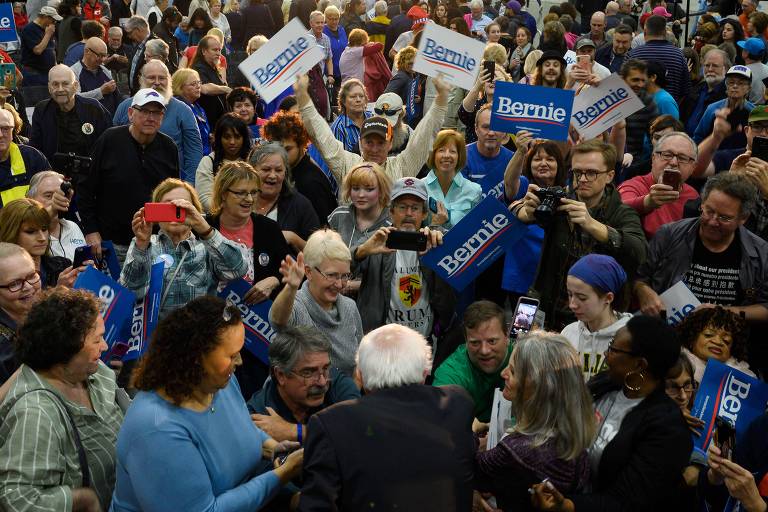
624, 370, 644, 392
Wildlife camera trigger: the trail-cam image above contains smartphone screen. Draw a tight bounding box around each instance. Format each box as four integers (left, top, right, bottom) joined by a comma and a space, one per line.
660, 169, 681, 190
752, 136, 768, 162
483, 60, 495, 81
714, 417, 735, 460
509, 296, 540, 339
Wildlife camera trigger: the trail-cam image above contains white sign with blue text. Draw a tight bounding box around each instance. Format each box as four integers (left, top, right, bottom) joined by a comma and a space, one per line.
659, 281, 701, 326
0, 4, 16, 44
571, 73, 645, 140
413, 23, 486, 91
490, 81, 575, 141
422, 196, 528, 291
238, 18, 325, 103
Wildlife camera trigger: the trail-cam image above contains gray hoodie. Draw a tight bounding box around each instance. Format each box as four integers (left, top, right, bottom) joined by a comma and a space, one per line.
561, 312, 633, 381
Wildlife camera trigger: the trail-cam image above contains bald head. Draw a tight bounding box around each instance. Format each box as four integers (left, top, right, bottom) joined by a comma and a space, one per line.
85, 37, 107, 53
82, 37, 108, 69
48, 65, 78, 110
48, 64, 77, 84
591, 11, 606, 36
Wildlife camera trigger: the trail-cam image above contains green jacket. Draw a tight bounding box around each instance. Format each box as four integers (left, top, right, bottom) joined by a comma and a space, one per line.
530, 184, 647, 330
432, 343, 512, 422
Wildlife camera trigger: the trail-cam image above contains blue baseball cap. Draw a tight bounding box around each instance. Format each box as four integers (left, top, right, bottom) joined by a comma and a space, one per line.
737, 37, 766, 55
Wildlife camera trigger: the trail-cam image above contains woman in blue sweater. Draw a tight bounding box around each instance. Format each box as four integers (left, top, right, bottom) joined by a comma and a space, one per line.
111, 297, 303, 511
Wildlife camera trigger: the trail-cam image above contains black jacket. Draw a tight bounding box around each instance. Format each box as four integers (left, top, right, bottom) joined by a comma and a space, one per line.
273, 189, 321, 254
243, 3, 276, 42
292, 153, 337, 225
41, 254, 72, 288
571, 373, 693, 512
0, 308, 18, 385
680, 80, 727, 132
152, 21, 180, 74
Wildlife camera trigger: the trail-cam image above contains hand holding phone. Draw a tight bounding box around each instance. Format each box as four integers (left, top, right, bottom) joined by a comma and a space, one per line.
385, 230, 428, 251
714, 417, 735, 461
143, 202, 186, 223
751, 136, 768, 162
72, 245, 94, 268
509, 296, 540, 339
482, 60, 495, 83
660, 168, 682, 190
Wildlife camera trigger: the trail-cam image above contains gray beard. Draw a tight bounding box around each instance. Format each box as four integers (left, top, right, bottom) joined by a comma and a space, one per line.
705, 76, 724, 88
391, 122, 410, 152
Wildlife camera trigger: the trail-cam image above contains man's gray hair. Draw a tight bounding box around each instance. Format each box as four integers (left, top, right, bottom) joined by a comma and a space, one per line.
269, 326, 332, 373
27, 171, 65, 198
701, 172, 758, 217
654, 131, 699, 160
124, 15, 149, 32
705, 48, 732, 70
146, 39, 169, 61
469, 0, 483, 9
374, 0, 387, 15
108, 26, 123, 37
356, 324, 431, 391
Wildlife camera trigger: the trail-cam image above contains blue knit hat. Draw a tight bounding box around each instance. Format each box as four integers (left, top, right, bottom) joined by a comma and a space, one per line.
568, 254, 627, 295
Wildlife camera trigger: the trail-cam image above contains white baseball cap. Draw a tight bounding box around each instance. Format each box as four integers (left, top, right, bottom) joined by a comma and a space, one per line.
131, 88, 167, 108
39, 5, 63, 21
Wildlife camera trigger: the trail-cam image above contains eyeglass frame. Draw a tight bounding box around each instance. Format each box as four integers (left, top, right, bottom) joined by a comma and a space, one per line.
131, 105, 166, 118
570, 168, 611, 182
313, 266, 353, 283
654, 150, 696, 165
606, 337, 638, 356
227, 188, 260, 199
288, 365, 332, 384
392, 202, 424, 213
699, 204, 739, 224
665, 381, 697, 395
0, 271, 41, 293
86, 46, 108, 58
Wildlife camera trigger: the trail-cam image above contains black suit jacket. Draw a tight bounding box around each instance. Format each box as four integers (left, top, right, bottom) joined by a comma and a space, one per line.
299, 384, 475, 512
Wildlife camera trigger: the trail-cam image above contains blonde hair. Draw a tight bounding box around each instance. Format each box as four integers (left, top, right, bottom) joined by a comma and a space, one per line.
3, 103, 23, 135
341, 162, 392, 210
247, 34, 269, 55
171, 67, 200, 96
523, 49, 542, 76
151, 178, 204, 214
324, 4, 340, 16
206, 27, 225, 44
211, 161, 261, 215
222, 0, 238, 12
348, 28, 369, 46
303, 229, 351, 268
0, 198, 51, 250
483, 42, 507, 67
395, 46, 417, 69
428, 130, 467, 171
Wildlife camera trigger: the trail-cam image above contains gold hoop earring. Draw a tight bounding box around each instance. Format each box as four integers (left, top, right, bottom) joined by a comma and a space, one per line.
624, 370, 644, 392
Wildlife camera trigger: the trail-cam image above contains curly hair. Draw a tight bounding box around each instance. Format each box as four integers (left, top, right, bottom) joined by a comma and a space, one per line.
132, 296, 242, 404
676, 306, 749, 362
262, 110, 310, 150
16, 288, 100, 371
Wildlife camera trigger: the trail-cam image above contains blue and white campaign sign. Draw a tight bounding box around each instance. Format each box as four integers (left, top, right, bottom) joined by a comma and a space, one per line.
100, 240, 122, 281
477, 166, 506, 201
0, 4, 17, 44
238, 18, 325, 103
571, 74, 645, 140
422, 196, 528, 291
74, 266, 136, 354
490, 81, 575, 141
122, 262, 164, 362
659, 281, 701, 327
413, 23, 486, 91
219, 279, 276, 364
690, 360, 768, 458
563, 50, 576, 67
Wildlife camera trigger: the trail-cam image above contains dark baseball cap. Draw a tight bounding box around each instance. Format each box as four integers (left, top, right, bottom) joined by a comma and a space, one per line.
360, 116, 392, 141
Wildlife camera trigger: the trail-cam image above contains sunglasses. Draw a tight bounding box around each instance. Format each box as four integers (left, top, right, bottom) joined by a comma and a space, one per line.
374, 106, 401, 116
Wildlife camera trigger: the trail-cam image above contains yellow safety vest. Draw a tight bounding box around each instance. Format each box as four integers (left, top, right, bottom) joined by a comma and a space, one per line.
0, 144, 28, 206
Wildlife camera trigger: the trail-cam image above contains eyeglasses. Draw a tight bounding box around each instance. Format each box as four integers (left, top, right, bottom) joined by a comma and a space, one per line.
313, 267, 353, 283
227, 188, 259, 199
606, 338, 637, 356
86, 47, 108, 58
571, 169, 610, 182
393, 203, 424, 213
0, 271, 41, 293
374, 106, 401, 116
289, 366, 331, 384
132, 106, 165, 118
184, 80, 202, 87
725, 79, 750, 88
699, 205, 738, 224
749, 123, 768, 135
665, 381, 697, 396
654, 150, 696, 165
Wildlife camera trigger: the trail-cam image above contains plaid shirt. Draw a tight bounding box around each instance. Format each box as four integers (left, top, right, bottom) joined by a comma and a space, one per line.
120, 229, 247, 319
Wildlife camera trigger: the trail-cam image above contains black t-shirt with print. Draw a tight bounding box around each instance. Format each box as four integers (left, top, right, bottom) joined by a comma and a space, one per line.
684, 232, 743, 305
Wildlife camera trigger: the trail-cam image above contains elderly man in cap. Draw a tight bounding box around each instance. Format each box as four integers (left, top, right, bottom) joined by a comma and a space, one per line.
737, 37, 768, 104
19, 5, 60, 86
295, 72, 451, 183
352, 177, 457, 342
78, 88, 179, 263
694, 65, 756, 150
566, 38, 612, 89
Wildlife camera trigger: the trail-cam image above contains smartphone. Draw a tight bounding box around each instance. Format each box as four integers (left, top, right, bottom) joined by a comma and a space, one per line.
0, 63, 16, 90
714, 416, 735, 460
72, 245, 93, 268
509, 296, 540, 339
660, 168, 682, 190
483, 60, 495, 82
726, 107, 749, 132
576, 54, 591, 72
385, 230, 428, 251
751, 136, 768, 162
428, 197, 438, 214
144, 202, 186, 223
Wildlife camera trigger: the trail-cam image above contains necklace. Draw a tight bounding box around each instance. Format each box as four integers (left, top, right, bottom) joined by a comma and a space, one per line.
255, 196, 277, 215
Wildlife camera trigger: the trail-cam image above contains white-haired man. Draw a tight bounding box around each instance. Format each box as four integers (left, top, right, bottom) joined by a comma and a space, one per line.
299, 323, 475, 512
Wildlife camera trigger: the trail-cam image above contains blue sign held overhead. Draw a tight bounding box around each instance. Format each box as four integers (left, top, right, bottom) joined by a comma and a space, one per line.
219, 279, 276, 364
0, 4, 16, 44
490, 81, 575, 141
422, 196, 528, 291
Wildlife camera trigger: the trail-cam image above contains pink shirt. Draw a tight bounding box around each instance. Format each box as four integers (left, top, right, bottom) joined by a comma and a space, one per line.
618, 173, 700, 239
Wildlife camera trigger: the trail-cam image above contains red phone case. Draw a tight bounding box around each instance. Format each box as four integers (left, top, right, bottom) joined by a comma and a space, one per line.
144, 203, 186, 223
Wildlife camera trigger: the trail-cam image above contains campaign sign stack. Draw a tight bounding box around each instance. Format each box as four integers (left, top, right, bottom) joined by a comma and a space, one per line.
422, 196, 528, 291
218, 279, 276, 364
690, 359, 768, 457
238, 18, 325, 103
413, 23, 486, 91
570, 74, 645, 140
490, 82, 575, 141
122, 262, 164, 362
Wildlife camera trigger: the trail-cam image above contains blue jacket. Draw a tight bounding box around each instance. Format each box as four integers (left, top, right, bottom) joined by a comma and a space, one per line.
114, 96, 204, 184
323, 25, 348, 78
30, 95, 112, 163
693, 98, 755, 147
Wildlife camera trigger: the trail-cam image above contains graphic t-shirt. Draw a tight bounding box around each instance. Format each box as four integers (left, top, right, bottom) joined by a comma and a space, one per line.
220, 218, 254, 283
589, 390, 643, 478
386, 250, 432, 337
683, 233, 742, 305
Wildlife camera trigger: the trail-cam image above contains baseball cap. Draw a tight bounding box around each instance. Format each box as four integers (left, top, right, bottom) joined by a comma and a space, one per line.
39, 5, 63, 20
391, 177, 428, 202
749, 105, 768, 123
537, 49, 566, 67
131, 88, 168, 108
725, 64, 752, 82
360, 116, 392, 141
575, 38, 596, 51
374, 93, 404, 127
737, 37, 766, 55
651, 5, 672, 18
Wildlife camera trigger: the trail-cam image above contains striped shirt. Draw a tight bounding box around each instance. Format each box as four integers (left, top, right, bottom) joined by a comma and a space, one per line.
330, 112, 370, 152
0, 362, 124, 511
120, 229, 248, 320
626, 40, 691, 102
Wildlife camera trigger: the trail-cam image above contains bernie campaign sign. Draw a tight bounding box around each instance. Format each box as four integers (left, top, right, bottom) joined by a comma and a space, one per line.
490, 81, 575, 141
413, 23, 486, 91
219, 279, 276, 364
0, 4, 16, 44
422, 196, 528, 291
690, 359, 768, 457
571, 74, 645, 140
238, 18, 325, 103
122, 262, 164, 362
477, 166, 506, 201
74, 266, 136, 356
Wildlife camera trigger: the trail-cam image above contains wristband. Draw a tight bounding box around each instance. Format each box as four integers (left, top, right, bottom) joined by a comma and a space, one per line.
297, 423, 303, 444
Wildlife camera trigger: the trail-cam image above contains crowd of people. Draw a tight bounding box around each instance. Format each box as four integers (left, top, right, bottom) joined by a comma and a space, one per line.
0, 0, 767, 509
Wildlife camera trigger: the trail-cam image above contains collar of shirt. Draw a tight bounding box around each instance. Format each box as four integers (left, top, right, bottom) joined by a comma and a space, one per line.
425, 169, 469, 188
